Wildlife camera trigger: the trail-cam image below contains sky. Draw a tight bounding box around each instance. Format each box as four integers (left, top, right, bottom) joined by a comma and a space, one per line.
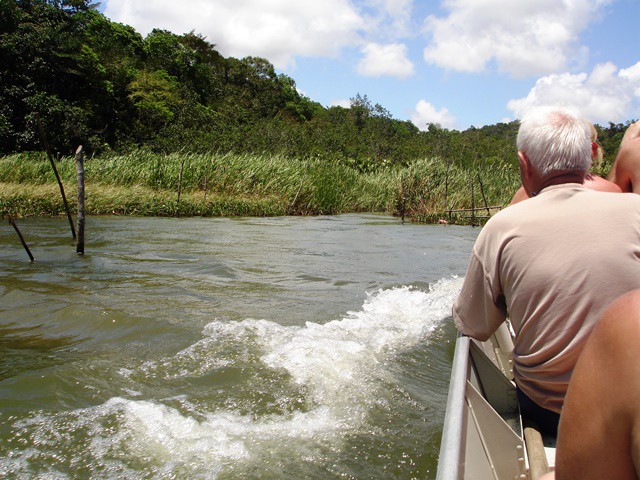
101, 0, 640, 131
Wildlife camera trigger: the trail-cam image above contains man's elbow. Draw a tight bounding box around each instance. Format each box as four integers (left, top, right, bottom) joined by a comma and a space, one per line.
453, 312, 492, 341
472, 331, 492, 342
459, 327, 492, 342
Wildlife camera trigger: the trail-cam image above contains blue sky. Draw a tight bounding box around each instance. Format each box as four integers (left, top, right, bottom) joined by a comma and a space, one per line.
101, 0, 640, 131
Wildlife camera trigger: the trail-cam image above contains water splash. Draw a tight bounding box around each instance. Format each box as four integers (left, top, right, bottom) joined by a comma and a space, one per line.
1, 277, 463, 479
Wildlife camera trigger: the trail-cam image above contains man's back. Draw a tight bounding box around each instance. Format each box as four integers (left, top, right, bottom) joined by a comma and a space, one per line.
454, 184, 640, 412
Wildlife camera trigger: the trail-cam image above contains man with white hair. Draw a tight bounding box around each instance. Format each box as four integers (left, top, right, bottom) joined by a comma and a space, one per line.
453, 105, 640, 435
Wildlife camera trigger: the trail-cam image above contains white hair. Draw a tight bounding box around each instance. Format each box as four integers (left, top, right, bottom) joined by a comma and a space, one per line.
517, 106, 592, 178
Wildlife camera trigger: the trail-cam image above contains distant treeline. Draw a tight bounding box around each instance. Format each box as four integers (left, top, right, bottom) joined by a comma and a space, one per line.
0, 0, 635, 174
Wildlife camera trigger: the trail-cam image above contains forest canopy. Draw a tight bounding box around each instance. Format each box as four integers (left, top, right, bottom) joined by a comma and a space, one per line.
0, 0, 635, 172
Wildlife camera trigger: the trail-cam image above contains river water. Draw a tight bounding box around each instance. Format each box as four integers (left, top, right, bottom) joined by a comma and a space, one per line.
0, 214, 478, 479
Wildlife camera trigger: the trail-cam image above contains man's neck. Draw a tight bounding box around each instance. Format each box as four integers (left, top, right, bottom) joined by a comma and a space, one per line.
530, 171, 585, 196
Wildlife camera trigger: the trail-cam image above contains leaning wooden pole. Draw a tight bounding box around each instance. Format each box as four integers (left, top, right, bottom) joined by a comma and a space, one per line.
471, 178, 476, 227
34, 112, 76, 239
400, 177, 406, 223
444, 158, 451, 222
75, 146, 85, 255
8, 216, 35, 262
476, 173, 491, 216
443, 158, 450, 212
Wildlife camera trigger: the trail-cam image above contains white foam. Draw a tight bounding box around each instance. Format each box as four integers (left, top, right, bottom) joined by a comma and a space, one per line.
3, 278, 464, 478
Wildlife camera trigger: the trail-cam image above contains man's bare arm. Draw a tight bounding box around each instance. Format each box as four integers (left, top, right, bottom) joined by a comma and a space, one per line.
610, 137, 640, 193
554, 291, 640, 480
621, 121, 640, 150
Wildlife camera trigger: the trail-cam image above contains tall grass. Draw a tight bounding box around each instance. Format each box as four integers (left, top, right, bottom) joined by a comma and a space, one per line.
395, 157, 520, 223
0, 151, 520, 222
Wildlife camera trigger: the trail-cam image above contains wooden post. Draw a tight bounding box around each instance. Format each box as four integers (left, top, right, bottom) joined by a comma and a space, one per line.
34, 112, 76, 239
400, 177, 406, 223
471, 178, 476, 227
176, 157, 186, 215
444, 157, 450, 213
8, 216, 35, 262
476, 173, 491, 216
75, 146, 85, 255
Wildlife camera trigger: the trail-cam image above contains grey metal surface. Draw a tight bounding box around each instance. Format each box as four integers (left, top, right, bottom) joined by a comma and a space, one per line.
436, 334, 470, 480
436, 325, 531, 480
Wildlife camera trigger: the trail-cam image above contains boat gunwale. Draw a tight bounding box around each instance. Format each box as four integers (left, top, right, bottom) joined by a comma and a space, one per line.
436, 333, 470, 480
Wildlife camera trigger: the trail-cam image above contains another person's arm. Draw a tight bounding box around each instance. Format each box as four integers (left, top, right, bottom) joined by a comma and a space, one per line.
620, 121, 640, 150
553, 290, 640, 480
609, 138, 640, 193
509, 185, 529, 205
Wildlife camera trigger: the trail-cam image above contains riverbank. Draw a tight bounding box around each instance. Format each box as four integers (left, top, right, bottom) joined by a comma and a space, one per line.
0, 152, 519, 223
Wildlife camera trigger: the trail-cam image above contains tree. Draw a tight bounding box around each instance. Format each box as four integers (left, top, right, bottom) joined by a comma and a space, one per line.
128, 70, 183, 140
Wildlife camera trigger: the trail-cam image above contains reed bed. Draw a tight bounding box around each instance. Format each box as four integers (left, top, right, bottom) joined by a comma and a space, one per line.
395, 157, 520, 224
0, 151, 520, 223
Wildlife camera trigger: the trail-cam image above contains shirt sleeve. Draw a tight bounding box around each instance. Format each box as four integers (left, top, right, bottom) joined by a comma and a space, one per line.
453, 249, 507, 341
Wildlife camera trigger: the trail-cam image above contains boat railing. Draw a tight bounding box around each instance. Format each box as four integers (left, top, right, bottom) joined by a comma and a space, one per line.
436, 322, 553, 479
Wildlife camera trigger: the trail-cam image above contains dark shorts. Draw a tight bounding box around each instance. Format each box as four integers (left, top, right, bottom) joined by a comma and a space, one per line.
516, 387, 560, 437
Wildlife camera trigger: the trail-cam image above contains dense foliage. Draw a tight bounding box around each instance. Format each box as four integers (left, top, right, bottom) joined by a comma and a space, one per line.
2, 1, 635, 166
0, 0, 637, 223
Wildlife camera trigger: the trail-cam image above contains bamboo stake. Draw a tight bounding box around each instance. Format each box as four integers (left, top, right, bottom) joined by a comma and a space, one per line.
400, 177, 406, 223
75, 146, 85, 255
476, 173, 491, 216
176, 157, 186, 215
8, 216, 35, 262
444, 157, 450, 213
34, 112, 76, 239
471, 178, 476, 227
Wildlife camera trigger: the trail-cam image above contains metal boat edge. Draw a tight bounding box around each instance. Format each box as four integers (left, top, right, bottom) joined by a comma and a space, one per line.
436, 323, 555, 480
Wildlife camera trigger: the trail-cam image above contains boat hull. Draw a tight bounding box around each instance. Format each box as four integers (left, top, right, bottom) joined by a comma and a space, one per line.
436, 325, 554, 480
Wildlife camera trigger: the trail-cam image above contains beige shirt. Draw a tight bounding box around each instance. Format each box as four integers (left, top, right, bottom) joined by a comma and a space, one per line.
453, 183, 640, 413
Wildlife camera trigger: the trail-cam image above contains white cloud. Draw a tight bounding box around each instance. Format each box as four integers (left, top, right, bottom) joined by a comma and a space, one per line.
357, 43, 414, 78
620, 62, 640, 83
620, 61, 640, 98
422, 0, 612, 77
362, 0, 413, 37
103, 0, 364, 69
507, 61, 640, 124
330, 99, 352, 108
410, 100, 456, 130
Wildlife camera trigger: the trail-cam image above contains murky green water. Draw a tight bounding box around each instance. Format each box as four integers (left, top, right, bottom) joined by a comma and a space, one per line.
0, 214, 478, 479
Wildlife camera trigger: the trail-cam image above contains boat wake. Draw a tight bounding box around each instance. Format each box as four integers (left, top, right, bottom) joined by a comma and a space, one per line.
1, 277, 464, 478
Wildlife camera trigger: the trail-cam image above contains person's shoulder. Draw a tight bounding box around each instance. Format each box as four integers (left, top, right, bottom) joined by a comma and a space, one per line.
618, 137, 640, 161
585, 175, 623, 193
624, 136, 640, 149
600, 290, 640, 328
479, 202, 522, 235
489, 202, 520, 222
585, 188, 640, 206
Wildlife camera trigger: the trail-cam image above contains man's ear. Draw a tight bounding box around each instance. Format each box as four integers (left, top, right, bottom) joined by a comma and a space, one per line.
518, 151, 530, 179
518, 150, 529, 170
518, 151, 534, 195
